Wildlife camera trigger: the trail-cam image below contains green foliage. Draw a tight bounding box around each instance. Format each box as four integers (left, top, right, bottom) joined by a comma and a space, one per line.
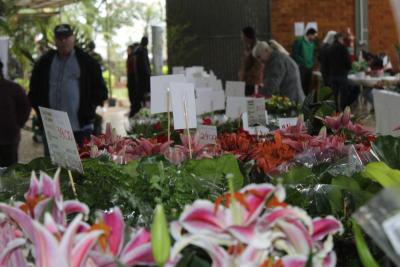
363, 162, 400, 187
0, 155, 239, 226
352, 221, 380, 267
372, 135, 400, 169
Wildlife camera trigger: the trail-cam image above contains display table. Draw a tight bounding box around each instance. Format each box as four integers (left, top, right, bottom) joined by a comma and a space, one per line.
348, 74, 400, 87
373, 89, 400, 136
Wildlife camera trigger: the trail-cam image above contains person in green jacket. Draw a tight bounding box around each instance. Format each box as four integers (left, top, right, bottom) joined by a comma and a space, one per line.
292, 28, 317, 95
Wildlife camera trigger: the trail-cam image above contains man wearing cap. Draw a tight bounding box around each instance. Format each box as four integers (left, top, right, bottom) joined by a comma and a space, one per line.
29, 24, 108, 154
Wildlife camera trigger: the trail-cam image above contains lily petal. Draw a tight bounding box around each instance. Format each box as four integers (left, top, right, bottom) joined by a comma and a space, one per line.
72, 230, 103, 267
63, 200, 89, 217
0, 204, 35, 241
121, 228, 151, 258
312, 216, 343, 241
0, 238, 26, 266
103, 207, 124, 256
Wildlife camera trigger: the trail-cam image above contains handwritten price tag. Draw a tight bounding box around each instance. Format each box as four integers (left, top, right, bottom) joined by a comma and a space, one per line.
278, 117, 298, 129
39, 107, 83, 173
197, 125, 218, 145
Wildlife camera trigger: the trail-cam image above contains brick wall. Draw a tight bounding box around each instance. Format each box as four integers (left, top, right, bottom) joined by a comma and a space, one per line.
369, 0, 399, 70
270, 0, 355, 54
270, 0, 399, 70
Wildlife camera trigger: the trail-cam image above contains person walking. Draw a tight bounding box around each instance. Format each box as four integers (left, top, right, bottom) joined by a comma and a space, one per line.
0, 60, 31, 167
328, 33, 353, 111
319, 31, 337, 87
131, 37, 151, 117
292, 28, 318, 95
238, 26, 263, 96
29, 24, 108, 154
127, 43, 139, 117
253, 41, 305, 104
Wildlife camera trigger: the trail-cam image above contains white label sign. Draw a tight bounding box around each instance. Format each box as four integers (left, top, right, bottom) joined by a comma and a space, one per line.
242, 111, 269, 135
170, 82, 197, 130
39, 107, 83, 173
150, 74, 186, 114
247, 98, 266, 126
226, 81, 245, 97
383, 213, 400, 255
211, 90, 225, 111
226, 96, 247, 119
278, 117, 298, 129
211, 79, 223, 91
197, 125, 218, 145
294, 22, 305, 36
196, 89, 213, 115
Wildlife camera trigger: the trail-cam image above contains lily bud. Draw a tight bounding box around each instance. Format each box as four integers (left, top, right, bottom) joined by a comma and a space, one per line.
151, 204, 171, 266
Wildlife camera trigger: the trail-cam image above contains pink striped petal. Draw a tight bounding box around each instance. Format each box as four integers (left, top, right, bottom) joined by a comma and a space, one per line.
39, 172, 55, 197
0, 204, 35, 241
179, 200, 228, 234
322, 252, 337, 267
120, 243, 155, 266
312, 216, 343, 241
63, 200, 89, 217
277, 220, 312, 255
32, 219, 61, 267
240, 184, 276, 224
226, 224, 256, 244
59, 214, 84, 266
261, 207, 312, 231
0, 238, 26, 266
103, 207, 124, 256
72, 230, 103, 267
189, 238, 230, 267
44, 213, 58, 235
24, 172, 39, 200
33, 198, 52, 220
121, 228, 151, 258
281, 255, 307, 267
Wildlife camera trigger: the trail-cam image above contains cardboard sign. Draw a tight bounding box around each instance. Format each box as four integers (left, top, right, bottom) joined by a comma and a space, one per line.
211, 90, 225, 111
151, 74, 186, 114
242, 111, 269, 135
226, 96, 247, 119
172, 66, 185, 75
194, 77, 212, 88
278, 117, 298, 129
39, 107, 83, 173
246, 98, 266, 127
170, 82, 197, 130
196, 89, 213, 115
226, 81, 245, 97
197, 125, 218, 145
195, 87, 213, 97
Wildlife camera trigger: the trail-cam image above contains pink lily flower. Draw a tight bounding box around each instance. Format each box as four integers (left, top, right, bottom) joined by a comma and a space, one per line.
17, 170, 89, 226
320, 107, 352, 132
88, 207, 156, 267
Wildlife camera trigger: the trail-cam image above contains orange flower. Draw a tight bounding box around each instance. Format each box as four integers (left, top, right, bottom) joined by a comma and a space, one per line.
90, 221, 111, 252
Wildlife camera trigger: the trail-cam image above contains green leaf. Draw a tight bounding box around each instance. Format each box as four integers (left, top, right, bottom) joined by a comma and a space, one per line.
372, 136, 400, 169
352, 220, 380, 267
121, 160, 139, 178
363, 162, 400, 187
184, 155, 243, 190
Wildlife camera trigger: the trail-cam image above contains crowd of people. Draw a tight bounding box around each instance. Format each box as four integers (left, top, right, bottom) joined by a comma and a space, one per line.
0, 23, 396, 167
237, 26, 377, 111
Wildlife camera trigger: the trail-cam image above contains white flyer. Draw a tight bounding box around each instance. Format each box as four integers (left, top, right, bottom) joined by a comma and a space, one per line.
242, 111, 269, 135
226, 96, 247, 119
211, 79, 223, 91
170, 82, 197, 130
39, 107, 83, 173
246, 98, 267, 126
150, 74, 186, 114
226, 81, 245, 97
211, 90, 225, 111
294, 22, 305, 36
196, 89, 213, 115
278, 117, 298, 129
197, 125, 218, 145
383, 213, 400, 255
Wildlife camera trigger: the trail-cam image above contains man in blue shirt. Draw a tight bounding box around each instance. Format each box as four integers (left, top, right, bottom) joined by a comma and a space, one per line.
29, 24, 108, 155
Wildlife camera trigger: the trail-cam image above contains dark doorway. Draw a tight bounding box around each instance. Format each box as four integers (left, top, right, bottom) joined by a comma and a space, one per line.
166, 0, 271, 81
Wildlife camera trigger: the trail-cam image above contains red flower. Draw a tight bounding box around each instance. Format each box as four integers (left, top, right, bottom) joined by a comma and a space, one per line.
153, 122, 162, 131
202, 117, 212, 125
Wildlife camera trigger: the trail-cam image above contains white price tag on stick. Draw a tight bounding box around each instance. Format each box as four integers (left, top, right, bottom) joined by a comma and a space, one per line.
383, 213, 400, 255
170, 82, 197, 130
150, 74, 185, 114
278, 117, 298, 129
197, 125, 218, 145
39, 107, 83, 173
